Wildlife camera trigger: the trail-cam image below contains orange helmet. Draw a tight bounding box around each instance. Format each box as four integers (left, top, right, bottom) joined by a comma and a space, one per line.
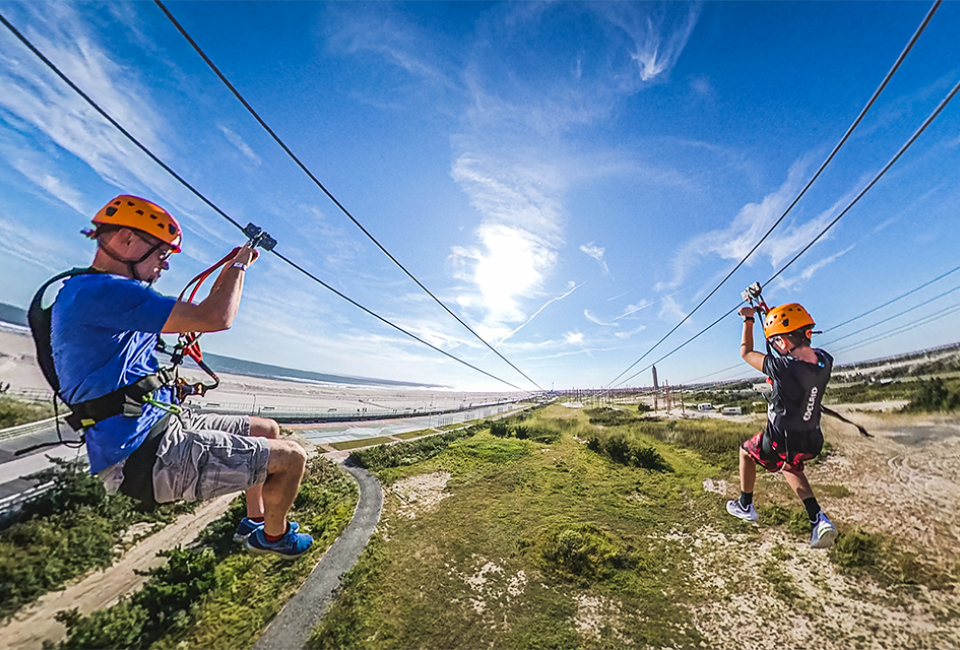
763, 303, 815, 338
92, 195, 182, 252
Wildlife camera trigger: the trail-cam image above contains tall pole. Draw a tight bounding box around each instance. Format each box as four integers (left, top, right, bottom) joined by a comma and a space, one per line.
652, 365, 659, 412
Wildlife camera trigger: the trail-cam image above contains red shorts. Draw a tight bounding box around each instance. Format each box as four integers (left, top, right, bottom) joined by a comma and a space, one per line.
741, 430, 817, 473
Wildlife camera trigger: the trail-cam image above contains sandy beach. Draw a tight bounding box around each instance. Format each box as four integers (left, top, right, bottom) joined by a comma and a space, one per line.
0, 324, 531, 418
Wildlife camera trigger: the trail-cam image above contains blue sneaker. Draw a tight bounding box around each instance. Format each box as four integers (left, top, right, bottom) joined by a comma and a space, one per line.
233, 517, 299, 543
245, 526, 313, 558
810, 511, 838, 549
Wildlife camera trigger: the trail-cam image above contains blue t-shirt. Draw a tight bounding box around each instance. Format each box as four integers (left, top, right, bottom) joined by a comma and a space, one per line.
50, 273, 177, 473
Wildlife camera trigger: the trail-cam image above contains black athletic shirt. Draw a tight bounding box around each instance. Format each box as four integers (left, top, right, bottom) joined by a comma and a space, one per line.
763, 348, 833, 444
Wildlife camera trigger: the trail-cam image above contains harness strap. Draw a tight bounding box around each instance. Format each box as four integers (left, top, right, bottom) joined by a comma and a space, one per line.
65, 371, 173, 430
117, 412, 172, 508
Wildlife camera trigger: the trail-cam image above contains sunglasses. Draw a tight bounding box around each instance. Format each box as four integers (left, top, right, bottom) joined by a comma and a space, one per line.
133, 231, 174, 261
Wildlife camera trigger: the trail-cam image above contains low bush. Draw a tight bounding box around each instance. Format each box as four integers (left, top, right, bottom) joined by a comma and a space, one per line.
0, 458, 193, 621
348, 424, 484, 471
830, 529, 881, 569
587, 434, 671, 472
583, 407, 638, 426
900, 378, 960, 413
540, 524, 624, 584
0, 395, 55, 429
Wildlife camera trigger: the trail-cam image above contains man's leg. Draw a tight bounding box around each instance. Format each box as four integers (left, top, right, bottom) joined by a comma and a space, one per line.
260, 438, 307, 537
244, 417, 280, 520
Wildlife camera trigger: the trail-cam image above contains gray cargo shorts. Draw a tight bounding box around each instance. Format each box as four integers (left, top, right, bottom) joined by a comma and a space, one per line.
152, 410, 271, 503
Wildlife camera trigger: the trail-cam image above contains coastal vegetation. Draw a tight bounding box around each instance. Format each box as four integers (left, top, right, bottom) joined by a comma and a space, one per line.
310, 403, 954, 649
0, 395, 54, 429
55, 455, 357, 650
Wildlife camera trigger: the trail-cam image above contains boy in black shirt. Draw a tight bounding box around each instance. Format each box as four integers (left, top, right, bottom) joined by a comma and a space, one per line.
726, 302, 838, 548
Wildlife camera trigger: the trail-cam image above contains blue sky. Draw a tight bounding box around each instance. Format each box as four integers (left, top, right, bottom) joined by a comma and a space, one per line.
1, 1, 958, 391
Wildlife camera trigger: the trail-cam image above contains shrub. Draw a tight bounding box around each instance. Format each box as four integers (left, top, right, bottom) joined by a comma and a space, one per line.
514, 425, 529, 439
831, 529, 881, 569
0, 458, 192, 620
0, 395, 55, 429
348, 424, 485, 471
540, 525, 622, 583
490, 421, 509, 438
901, 378, 960, 413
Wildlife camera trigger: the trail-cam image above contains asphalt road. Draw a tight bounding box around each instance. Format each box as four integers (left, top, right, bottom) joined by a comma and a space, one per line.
253, 461, 383, 650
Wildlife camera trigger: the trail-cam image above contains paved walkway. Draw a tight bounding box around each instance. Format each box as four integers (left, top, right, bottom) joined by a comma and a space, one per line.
253, 461, 383, 650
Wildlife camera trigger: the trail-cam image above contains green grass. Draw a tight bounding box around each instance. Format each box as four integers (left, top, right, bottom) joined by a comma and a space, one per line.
330, 436, 396, 451
395, 429, 433, 440
0, 395, 55, 429
310, 405, 733, 649
57, 455, 358, 650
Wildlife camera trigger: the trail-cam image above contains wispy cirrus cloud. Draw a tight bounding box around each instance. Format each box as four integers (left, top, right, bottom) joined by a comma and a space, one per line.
494, 281, 582, 347
218, 125, 261, 165
580, 242, 609, 275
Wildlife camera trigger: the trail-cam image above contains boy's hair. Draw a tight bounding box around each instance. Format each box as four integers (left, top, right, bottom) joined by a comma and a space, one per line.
782, 325, 814, 349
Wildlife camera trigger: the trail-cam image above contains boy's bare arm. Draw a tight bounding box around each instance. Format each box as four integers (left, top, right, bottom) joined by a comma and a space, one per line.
738, 306, 765, 372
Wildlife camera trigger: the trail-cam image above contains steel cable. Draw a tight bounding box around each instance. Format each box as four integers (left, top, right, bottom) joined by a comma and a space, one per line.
0, 11, 530, 394
153, 0, 543, 392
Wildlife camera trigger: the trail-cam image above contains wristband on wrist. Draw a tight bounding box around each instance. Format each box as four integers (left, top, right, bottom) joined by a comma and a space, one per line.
231, 262, 248, 271
743, 317, 755, 322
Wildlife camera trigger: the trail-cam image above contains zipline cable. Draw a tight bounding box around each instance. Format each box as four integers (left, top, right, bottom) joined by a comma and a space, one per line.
611, 63, 960, 390
681, 262, 960, 385
0, 11, 530, 394
832, 299, 960, 355
821, 282, 960, 346
760, 76, 960, 289
821, 262, 960, 334
153, 0, 543, 392
602, 0, 943, 390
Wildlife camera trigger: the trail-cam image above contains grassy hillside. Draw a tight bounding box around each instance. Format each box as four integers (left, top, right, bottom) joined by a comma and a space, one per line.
311, 404, 959, 650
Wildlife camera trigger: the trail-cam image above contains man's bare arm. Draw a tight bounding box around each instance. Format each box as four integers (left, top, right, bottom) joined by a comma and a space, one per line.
162, 245, 258, 334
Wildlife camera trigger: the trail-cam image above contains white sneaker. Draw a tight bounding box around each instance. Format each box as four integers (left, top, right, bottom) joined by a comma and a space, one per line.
726, 498, 759, 522
810, 511, 838, 548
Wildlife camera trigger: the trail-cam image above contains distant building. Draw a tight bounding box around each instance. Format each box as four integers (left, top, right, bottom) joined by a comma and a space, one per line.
722, 406, 742, 415
697, 403, 713, 411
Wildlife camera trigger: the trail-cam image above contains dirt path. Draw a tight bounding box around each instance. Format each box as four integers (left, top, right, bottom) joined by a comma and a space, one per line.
813, 404, 960, 560
253, 462, 382, 650
3, 493, 235, 650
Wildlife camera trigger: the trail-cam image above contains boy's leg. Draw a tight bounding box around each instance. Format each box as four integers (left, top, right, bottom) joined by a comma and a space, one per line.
783, 463, 837, 548
739, 447, 757, 496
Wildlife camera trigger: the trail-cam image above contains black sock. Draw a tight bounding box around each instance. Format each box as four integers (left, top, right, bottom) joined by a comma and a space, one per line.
739, 492, 753, 508
803, 497, 821, 522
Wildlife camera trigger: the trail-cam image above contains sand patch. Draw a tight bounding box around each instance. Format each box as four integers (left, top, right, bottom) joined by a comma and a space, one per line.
388, 471, 452, 519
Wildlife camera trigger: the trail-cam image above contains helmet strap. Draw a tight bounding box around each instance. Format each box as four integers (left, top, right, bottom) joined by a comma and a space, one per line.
97, 237, 163, 283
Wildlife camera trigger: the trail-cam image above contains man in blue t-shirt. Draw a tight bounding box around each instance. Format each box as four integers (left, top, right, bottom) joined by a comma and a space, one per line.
725, 302, 838, 549
47, 195, 312, 558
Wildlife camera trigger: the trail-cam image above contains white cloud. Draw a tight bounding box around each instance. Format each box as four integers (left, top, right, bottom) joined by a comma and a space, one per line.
597, 2, 700, 83
584, 309, 616, 326
775, 244, 856, 291
10, 157, 89, 215
658, 294, 687, 322
495, 281, 581, 347
615, 325, 647, 340
616, 299, 654, 320
564, 331, 584, 345
580, 242, 609, 274
218, 125, 262, 165
657, 155, 868, 294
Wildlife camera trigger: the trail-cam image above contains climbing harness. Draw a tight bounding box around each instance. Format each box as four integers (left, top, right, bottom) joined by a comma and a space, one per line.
21, 221, 277, 458
741, 281, 871, 439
